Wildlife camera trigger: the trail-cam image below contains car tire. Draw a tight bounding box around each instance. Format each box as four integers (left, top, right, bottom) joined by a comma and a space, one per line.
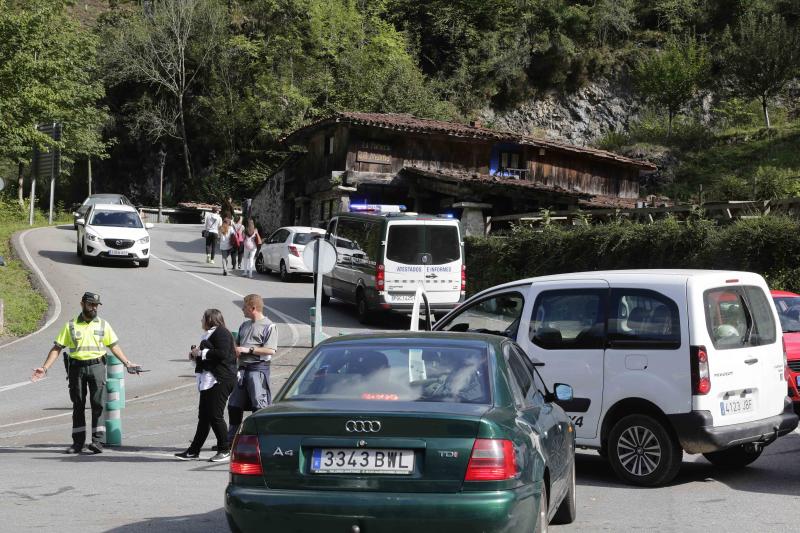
255, 253, 266, 274
607, 414, 682, 487
356, 289, 370, 324
321, 285, 331, 306
139, 259, 149, 268
551, 460, 576, 525
534, 480, 548, 533
702, 445, 763, 468
279, 260, 292, 282
76, 240, 83, 257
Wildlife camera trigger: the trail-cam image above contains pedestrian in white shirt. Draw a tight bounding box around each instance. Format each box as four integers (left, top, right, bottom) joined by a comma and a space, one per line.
219, 217, 235, 276
242, 218, 261, 278
203, 206, 223, 264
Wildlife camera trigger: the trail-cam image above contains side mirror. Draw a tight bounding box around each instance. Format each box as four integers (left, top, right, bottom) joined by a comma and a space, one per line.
554, 383, 573, 402
76, 218, 86, 226
145, 222, 154, 229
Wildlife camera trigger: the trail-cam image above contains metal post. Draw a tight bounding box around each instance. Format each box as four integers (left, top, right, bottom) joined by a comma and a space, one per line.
29, 176, 36, 226
104, 354, 126, 445
158, 147, 166, 223
87, 157, 92, 197
313, 239, 323, 346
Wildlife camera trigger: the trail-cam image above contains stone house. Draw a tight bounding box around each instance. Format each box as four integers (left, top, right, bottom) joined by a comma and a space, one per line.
251, 112, 655, 236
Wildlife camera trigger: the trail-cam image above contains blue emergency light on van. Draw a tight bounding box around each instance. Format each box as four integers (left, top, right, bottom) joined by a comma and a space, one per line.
349, 204, 406, 213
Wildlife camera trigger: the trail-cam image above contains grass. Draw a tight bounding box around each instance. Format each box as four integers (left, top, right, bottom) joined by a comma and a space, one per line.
0, 197, 70, 338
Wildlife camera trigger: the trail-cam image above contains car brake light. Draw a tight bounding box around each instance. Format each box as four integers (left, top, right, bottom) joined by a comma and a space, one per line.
461, 264, 466, 291
376, 263, 385, 291
464, 439, 518, 481
690, 345, 711, 395
230, 434, 263, 475
288, 245, 300, 257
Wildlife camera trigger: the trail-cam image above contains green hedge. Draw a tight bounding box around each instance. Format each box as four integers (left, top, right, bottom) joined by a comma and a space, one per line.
465, 216, 800, 295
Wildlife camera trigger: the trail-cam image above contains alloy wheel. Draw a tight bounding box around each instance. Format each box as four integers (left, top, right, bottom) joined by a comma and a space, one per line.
616, 425, 662, 477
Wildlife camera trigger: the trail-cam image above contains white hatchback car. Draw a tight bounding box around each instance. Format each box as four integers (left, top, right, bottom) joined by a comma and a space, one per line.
76, 204, 153, 267
256, 226, 325, 281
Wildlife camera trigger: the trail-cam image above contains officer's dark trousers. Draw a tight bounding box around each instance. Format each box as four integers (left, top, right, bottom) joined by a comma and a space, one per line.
68, 361, 106, 447
188, 379, 234, 454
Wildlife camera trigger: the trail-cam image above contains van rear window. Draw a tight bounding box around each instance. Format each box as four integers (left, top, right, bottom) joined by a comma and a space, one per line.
704, 286, 776, 349
386, 225, 460, 265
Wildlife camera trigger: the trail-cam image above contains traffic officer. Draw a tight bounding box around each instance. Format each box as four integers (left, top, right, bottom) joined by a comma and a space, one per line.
30, 292, 139, 454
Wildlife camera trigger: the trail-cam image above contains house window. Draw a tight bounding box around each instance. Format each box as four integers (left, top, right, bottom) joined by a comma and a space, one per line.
325, 134, 334, 156
500, 151, 520, 170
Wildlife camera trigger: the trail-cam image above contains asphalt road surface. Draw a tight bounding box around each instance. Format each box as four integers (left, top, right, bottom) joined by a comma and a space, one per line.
1, 224, 798, 532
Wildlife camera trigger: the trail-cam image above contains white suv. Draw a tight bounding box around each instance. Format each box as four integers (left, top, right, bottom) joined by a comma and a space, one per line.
76, 204, 153, 267
433, 270, 798, 486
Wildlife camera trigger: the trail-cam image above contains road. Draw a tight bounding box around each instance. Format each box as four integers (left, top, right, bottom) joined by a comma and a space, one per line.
1, 224, 798, 532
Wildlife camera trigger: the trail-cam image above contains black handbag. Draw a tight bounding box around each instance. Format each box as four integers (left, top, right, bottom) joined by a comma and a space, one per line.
202, 230, 207, 238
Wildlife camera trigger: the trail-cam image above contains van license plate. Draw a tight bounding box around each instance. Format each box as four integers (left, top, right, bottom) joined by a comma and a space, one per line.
108, 250, 128, 256
390, 293, 415, 303
720, 397, 755, 416
311, 448, 414, 474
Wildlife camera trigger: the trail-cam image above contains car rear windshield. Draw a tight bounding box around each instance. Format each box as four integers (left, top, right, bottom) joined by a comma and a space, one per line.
293, 232, 320, 245
89, 210, 143, 228
284, 343, 491, 404
386, 224, 460, 265
704, 286, 777, 349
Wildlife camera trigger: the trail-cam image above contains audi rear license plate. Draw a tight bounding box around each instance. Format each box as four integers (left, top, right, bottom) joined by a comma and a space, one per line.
720, 396, 755, 416
311, 448, 414, 474
108, 249, 128, 256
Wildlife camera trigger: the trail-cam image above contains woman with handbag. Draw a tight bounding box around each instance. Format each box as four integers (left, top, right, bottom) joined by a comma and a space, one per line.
232, 216, 245, 271
218, 217, 235, 276
242, 218, 261, 279
202, 206, 223, 264
176, 308, 236, 462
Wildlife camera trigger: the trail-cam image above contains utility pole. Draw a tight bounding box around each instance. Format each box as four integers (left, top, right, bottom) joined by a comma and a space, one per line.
158, 147, 167, 223
87, 157, 92, 197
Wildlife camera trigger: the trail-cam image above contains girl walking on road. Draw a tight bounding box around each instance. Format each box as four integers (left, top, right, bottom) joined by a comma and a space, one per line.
232, 216, 244, 270
218, 217, 235, 276
242, 218, 261, 279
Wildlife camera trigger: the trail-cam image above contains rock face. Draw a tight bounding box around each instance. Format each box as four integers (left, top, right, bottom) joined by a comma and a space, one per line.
479, 78, 642, 147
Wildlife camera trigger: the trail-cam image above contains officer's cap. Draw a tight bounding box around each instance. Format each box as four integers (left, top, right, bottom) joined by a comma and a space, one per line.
81, 292, 102, 305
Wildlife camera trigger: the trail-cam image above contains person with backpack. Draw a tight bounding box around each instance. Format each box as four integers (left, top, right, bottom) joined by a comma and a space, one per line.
30, 292, 141, 454
231, 216, 245, 271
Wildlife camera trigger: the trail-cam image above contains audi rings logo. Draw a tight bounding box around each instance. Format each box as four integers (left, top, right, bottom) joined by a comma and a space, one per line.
345, 420, 381, 433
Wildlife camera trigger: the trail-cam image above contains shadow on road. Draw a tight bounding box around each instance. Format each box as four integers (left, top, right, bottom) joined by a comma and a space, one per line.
37, 249, 81, 265
106, 508, 227, 533
576, 431, 800, 496
164, 239, 204, 255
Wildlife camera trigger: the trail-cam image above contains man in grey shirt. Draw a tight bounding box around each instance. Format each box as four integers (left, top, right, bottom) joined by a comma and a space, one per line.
227, 293, 277, 443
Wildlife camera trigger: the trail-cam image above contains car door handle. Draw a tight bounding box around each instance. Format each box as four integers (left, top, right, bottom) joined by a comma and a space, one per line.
744, 358, 758, 365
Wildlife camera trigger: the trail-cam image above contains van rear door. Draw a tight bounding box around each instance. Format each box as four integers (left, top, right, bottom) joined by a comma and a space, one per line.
691, 275, 786, 427
383, 220, 463, 307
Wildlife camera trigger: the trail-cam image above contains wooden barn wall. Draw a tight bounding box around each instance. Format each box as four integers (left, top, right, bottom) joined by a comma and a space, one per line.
289, 125, 349, 184
524, 147, 638, 198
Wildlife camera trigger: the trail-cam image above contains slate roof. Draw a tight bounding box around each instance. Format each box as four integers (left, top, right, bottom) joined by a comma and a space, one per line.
282, 112, 657, 171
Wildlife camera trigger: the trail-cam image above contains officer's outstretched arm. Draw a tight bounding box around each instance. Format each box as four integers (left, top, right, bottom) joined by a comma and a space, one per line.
109, 344, 137, 370
31, 344, 62, 382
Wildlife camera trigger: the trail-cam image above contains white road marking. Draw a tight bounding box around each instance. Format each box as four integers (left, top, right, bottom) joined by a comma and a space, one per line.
0, 227, 62, 350
0, 381, 35, 393
151, 253, 304, 348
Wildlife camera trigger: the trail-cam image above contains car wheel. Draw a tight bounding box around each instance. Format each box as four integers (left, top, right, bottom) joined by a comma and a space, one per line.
279, 260, 291, 282
255, 253, 266, 274
534, 480, 548, 533
702, 445, 763, 468
321, 284, 331, 306
607, 414, 682, 487
551, 460, 576, 525
76, 240, 83, 257
356, 289, 370, 324
139, 259, 149, 268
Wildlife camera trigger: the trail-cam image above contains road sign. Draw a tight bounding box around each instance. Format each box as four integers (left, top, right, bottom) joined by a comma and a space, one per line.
302, 238, 336, 274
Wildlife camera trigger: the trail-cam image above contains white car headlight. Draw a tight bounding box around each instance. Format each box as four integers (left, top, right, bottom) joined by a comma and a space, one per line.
138, 236, 150, 244
85, 233, 100, 242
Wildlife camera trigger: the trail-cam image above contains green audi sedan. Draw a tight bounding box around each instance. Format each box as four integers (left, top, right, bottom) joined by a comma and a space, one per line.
225, 332, 577, 533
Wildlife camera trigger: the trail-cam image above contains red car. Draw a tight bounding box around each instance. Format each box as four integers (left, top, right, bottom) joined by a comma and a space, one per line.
772, 290, 800, 413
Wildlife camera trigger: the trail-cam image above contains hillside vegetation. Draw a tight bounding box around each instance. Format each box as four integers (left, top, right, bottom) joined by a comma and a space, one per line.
1, 0, 799, 206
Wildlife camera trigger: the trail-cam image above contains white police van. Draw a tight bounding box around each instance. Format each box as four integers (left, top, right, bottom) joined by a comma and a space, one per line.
433, 270, 798, 486
321, 205, 465, 323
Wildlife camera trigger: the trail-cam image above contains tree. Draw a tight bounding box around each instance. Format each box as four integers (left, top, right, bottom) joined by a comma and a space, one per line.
591, 0, 637, 47
722, 10, 800, 128
635, 35, 710, 137
0, 0, 109, 205
105, 0, 225, 188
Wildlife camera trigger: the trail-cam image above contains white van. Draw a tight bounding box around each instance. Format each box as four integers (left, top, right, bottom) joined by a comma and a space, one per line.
433, 270, 798, 486
321, 211, 465, 323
